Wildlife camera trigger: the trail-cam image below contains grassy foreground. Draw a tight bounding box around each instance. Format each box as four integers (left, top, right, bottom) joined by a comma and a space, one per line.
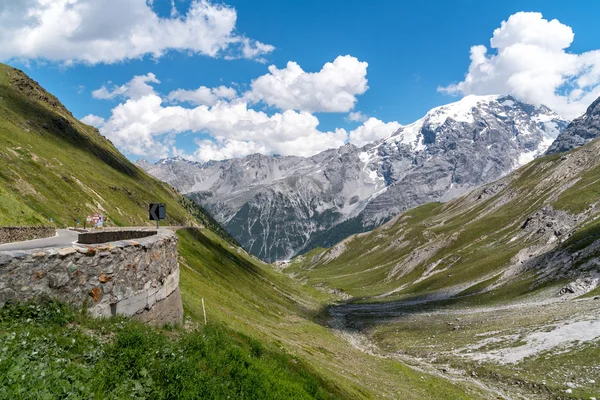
0, 301, 344, 399
0, 229, 483, 399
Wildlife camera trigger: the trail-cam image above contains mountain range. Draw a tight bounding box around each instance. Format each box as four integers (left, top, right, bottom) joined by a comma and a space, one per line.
139, 94, 570, 261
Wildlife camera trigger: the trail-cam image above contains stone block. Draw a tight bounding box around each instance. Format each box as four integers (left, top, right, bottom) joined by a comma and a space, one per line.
58, 247, 77, 257
48, 272, 70, 288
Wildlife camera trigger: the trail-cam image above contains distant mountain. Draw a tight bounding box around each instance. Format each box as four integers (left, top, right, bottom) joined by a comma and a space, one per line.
546, 96, 600, 154
139, 95, 569, 262
290, 117, 600, 304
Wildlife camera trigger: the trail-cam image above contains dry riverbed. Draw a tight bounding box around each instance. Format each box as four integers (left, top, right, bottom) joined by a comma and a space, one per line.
327, 291, 600, 399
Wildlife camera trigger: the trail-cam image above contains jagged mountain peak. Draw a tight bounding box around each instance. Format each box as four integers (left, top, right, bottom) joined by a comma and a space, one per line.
386, 94, 567, 154
547, 95, 600, 154
141, 96, 574, 262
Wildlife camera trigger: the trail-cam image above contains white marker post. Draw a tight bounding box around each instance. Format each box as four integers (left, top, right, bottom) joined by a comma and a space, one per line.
202, 298, 207, 325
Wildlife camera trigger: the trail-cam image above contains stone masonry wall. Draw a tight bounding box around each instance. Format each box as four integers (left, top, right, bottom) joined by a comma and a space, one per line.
0, 227, 56, 244
78, 229, 158, 245
0, 230, 182, 325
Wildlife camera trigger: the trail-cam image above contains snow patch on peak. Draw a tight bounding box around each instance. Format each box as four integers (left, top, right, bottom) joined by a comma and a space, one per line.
425, 94, 501, 129
358, 152, 370, 163
501, 98, 515, 107
386, 117, 426, 150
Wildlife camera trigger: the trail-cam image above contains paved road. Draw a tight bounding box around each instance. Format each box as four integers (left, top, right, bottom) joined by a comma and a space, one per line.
0, 229, 79, 252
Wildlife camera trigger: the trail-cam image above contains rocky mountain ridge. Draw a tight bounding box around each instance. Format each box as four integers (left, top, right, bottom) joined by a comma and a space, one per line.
547, 96, 600, 154
139, 94, 570, 261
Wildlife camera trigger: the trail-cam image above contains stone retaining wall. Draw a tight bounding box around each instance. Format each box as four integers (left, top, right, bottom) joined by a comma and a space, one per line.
78, 229, 157, 244
0, 227, 56, 245
0, 230, 182, 325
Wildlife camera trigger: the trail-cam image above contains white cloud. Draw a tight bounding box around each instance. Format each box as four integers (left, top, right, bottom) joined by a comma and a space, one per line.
81, 114, 105, 127
347, 118, 401, 147
93, 73, 160, 100
0, 0, 274, 65
95, 81, 349, 160
245, 55, 369, 112
167, 85, 237, 106
439, 12, 600, 119
87, 57, 400, 161
347, 111, 368, 122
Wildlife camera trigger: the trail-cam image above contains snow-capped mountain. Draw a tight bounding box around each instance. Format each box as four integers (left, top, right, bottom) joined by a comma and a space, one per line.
138, 95, 569, 262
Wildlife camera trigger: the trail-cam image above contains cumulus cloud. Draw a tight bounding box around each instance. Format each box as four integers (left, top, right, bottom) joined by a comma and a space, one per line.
93, 73, 160, 100
168, 85, 237, 106
0, 0, 274, 65
347, 111, 369, 122
86, 55, 401, 161
81, 114, 105, 127
347, 118, 402, 147
93, 76, 349, 160
245, 55, 369, 112
439, 12, 600, 119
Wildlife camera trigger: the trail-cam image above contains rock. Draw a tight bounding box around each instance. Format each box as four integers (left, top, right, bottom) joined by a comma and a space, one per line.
594, 296, 599, 300
560, 286, 576, 294
547, 96, 600, 154
31, 251, 46, 258
0, 288, 17, 303
0, 254, 12, 266
48, 272, 70, 288
453, 325, 461, 331
58, 247, 77, 257
98, 274, 112, 283
66, 262, 78, 273
89, 287, 102, 303
73, 245, 92, 254
32, 270, 45, 280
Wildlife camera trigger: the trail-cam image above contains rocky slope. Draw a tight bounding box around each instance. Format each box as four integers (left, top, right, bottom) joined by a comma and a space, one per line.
547, 96, 600, 154
287, 132, 600, 303
140, 95, 569, 261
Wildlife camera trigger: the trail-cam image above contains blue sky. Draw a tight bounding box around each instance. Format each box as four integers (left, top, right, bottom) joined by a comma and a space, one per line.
2, 0, 600, 161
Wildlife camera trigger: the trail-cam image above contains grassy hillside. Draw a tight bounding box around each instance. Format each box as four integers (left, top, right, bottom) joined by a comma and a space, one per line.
0, 301, 346, 399
0, 63, 222, 229
287, 138, 600, 303
176, 227, 485, 399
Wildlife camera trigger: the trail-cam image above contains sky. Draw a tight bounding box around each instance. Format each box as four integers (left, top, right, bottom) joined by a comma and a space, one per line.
1, 0, 599, 162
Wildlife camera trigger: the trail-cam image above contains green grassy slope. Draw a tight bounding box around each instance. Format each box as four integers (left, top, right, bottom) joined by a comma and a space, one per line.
0, 63, 223, 230
287, 138, 600, 303
176, 227, 484, 399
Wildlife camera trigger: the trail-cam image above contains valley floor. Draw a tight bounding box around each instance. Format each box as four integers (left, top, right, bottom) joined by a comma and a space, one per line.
177, 227, 600, 399
176, 228, 489, 399
323, 287, 600, 399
